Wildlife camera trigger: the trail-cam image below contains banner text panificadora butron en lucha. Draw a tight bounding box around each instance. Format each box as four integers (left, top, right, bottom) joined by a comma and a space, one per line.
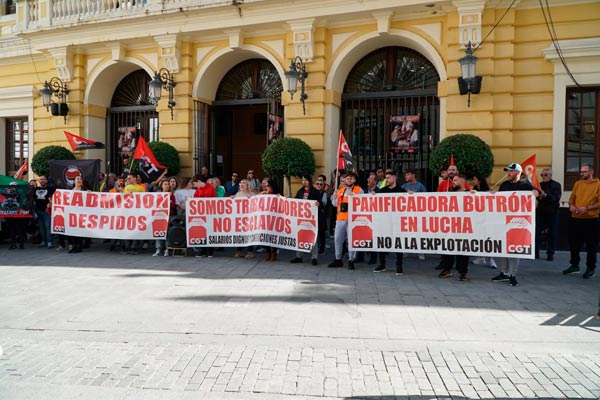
186, 195, 319, 252
348, 192, 536, 259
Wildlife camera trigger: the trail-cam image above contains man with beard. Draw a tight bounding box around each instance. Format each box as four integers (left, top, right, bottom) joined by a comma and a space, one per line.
373, 171, 405, 275
439, 174, 471, 280
328, 172, 363, 270
435, 160, 470, 270
563, 164, 600, 279
492, 163, 539, 286
34, 175, 55, 249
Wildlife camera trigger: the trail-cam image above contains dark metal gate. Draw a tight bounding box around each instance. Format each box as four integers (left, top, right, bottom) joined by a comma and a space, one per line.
107, 105, 158, 176
341, 90, 439, 190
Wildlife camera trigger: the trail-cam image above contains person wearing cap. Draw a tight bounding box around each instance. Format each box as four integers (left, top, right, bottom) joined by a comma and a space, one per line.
563, 164, 600, 279
290, 174, 322, 265
491, 163, 539, 287
328, 172, 364, 270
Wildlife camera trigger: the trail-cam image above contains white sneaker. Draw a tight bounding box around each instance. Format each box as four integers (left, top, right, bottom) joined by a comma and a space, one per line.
472, 257, 487, 265
489, 259, 497, 269
418, 254, 425, 260
164, 249, 169, 257
152, 250, 161, 257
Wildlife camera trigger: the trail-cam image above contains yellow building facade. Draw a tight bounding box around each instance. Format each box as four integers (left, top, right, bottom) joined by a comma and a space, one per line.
0, 0, 599, 195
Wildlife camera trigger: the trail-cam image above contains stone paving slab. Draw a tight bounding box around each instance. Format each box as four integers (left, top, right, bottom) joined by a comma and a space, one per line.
0, 245, 599, 399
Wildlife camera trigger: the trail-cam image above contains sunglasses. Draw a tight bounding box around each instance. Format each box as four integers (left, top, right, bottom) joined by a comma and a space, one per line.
315, 183, 323, 186
541, 174, 549, 177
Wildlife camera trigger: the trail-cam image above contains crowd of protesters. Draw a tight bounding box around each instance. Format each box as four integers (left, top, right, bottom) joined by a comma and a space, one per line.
3, 162, 599, 290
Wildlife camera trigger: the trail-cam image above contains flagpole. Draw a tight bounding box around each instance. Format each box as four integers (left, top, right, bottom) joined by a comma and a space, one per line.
334, 130, 342, 190
490, 174, 508, 191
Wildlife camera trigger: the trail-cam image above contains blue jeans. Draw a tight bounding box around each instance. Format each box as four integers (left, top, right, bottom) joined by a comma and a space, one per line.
36, 210, 52, 245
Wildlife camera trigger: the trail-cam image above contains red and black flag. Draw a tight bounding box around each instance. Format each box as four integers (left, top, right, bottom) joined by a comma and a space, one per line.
133, 136, 166, 183
64, 131, 105, 151
337, 131, 354, 172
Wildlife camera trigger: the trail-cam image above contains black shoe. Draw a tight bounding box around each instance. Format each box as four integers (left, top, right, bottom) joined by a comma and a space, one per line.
290, 257, 303, 264
328, 260, 343, 268
458, 273, 468, 281
8, 244, 17, 250
492, 272, 510, 282
583, 269, 596, 279
395, 267, 403, 275
348, 261, 355, 270
373, 265, 386, 272
562, 265, 580, 275
547, 254, 554, 261
311, 258, 318, 266
439, 270, 452, 278
509, 275, 518, 286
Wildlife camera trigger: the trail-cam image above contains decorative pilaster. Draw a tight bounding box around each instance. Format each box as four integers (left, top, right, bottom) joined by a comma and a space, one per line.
452, 0, 486, 47
47, 46, 73, 82
155, 34, 180, 73
287, 18, 316, 62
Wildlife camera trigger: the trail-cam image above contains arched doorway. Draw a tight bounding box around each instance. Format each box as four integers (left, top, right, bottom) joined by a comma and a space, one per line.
195, 59, 283, 179
107, 69, 159, 176
341, 46, 440, 189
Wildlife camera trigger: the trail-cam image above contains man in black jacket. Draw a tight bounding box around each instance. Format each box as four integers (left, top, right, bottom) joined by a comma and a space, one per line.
535, 168, 562, 261
373, 171, 405, 275
290, 174, 322, 265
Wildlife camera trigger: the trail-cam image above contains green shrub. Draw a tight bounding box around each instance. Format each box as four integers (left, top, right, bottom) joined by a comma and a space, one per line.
31, 145, 76, 177
262, 137, 315, 196
262, 137, 315, 178
430, 134, 494, 179
131, 141, 181, 176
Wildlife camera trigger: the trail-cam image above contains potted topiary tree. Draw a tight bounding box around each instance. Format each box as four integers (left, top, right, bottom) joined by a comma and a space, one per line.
31, 145, 77, 177
262, 137, 315, 196
131, 141, 181, 177
430, 133, 493, 179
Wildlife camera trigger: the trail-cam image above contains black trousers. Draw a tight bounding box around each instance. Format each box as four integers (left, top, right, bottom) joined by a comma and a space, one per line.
568, 217, 598, 270
7, 218, 26, 245
441, 254, 469, 275
379, 252, 403, 268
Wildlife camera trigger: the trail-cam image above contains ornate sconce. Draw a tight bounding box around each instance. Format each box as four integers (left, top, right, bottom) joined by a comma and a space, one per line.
40, 77, 69, 123
285, 56, 308, 115
149, 68, 176, 120
457, 42, 482, 107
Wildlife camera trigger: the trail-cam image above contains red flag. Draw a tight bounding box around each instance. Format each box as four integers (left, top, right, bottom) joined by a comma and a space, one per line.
64, 131, 105, 151
521, 154, 541, 191
337, 131, 354, 172
14, 159, 28, 180
133, 136, 166, 183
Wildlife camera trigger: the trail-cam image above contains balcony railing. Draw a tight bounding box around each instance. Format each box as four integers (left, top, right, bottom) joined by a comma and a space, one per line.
15, 0, 235, 32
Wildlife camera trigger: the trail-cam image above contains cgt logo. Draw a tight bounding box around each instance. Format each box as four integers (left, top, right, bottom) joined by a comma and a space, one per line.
297, 219, 316, 250
506, 215, 532, 255
187, 216, 207, 245
351, 214, 373, 249
52, 206, 65, 233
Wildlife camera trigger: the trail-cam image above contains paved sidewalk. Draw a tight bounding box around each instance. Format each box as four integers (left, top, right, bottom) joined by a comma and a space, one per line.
1, 245, 599, 399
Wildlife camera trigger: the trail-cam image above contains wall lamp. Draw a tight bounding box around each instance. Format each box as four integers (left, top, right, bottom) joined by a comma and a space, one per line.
149, 68, 176, 120
457, 42, 482, 107
285, 56, 308, 115
40, 77, 69, 123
